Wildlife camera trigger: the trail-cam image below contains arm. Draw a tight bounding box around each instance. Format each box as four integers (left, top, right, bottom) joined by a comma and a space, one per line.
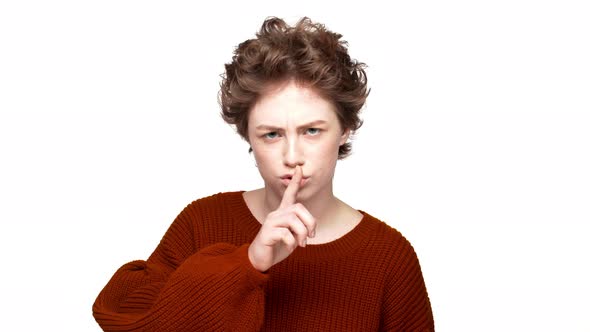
380, 238, 435, 331
92, 202, 269, 332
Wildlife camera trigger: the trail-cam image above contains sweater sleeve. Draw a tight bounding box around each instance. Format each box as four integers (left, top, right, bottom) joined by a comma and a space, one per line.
380, 237, 435, 331
92, 202, 270, 332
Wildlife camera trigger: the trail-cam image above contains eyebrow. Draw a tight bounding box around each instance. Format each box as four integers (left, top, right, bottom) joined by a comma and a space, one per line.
255, 120, 328, 131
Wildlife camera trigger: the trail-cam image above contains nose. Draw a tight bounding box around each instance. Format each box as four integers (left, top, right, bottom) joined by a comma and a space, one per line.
283, 136, 304, 168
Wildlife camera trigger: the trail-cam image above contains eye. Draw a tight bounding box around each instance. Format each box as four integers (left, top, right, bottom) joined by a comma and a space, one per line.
306, 128, 321, 136
263, 132, 279, 139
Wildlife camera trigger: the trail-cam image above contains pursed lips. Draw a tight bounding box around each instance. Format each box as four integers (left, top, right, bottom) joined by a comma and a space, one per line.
280, 175, 309, 179
280, 175, 310, 186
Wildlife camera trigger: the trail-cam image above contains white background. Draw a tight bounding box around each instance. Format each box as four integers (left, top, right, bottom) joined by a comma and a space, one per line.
1, 1, 589, 331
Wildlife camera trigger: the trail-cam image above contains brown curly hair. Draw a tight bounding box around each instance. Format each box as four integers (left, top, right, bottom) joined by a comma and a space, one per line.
218, 16, 370, 160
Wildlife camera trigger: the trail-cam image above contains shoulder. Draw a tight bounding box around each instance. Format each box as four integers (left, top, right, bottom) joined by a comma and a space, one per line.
182, 190, 243, 211
362, 212, 422, 267
167, 190, 246, 241
362, 211, 410, 247
169, 191, 243, 230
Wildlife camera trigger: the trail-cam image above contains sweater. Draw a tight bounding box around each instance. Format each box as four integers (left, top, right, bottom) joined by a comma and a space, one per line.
92, 191, 434, 331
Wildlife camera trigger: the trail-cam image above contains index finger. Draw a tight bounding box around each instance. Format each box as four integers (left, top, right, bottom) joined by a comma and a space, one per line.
279, 165, 302, 208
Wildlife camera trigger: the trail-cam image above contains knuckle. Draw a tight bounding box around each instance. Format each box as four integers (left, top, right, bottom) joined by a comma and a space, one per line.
287, 238, 297, 249
289, 213, 299, 224
282, 228, 292, 238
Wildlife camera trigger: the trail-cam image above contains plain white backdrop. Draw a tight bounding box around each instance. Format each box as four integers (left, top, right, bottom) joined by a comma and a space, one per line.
1, 1, 589, 331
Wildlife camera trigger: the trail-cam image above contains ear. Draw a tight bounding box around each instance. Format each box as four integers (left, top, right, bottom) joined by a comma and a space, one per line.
339, 128, 351, 146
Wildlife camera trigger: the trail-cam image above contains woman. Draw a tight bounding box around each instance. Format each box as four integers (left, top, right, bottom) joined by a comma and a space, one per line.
93, 16, 434, 331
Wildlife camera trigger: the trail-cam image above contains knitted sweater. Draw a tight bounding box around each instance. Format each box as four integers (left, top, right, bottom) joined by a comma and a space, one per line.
93, 191, 434, 331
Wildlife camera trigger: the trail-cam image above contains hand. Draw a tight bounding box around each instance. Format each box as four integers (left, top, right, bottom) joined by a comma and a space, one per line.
248, 165, 316, 273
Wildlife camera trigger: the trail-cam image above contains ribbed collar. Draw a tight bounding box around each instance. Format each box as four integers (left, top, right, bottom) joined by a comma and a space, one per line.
223, 190, 377, 262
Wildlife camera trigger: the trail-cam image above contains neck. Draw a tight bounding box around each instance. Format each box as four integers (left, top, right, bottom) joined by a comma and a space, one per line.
262, 183, 342, 230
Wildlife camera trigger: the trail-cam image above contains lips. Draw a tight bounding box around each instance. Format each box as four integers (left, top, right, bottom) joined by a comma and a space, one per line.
281, 176, 310, 186
280, 173, 310, 187
280, 174, 309, 180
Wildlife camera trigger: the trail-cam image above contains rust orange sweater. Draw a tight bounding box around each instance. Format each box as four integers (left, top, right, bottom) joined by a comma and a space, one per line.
93, 191, 434, 331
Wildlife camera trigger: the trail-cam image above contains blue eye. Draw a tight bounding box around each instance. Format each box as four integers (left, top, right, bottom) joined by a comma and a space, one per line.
263, 132, 278, 139
263, 128, 321, 140
307, 128, 321, 135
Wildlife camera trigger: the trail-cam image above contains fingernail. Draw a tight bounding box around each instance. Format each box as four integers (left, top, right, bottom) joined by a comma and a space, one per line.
303, 239, 307, 247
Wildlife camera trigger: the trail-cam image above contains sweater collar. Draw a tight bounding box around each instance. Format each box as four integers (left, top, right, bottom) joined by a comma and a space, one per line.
224, 190, 377, 262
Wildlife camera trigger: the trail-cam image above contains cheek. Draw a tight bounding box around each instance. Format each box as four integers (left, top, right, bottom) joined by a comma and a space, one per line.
316, 138, 341, 157
312, 146, 339, 167
253, 150, 277, 175
253, 147, 276, 163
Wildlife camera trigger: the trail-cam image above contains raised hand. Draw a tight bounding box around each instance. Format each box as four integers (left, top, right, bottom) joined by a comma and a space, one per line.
247, 165, 316, 273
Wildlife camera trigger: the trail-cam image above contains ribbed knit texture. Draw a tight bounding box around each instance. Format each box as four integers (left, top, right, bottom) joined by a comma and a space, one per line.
93, 191, 434, 331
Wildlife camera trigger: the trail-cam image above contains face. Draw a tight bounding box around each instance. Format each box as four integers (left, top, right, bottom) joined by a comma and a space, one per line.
247, 80, 350, 201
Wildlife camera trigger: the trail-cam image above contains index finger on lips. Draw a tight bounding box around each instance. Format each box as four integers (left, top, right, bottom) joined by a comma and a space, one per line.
279, 165, 302, 209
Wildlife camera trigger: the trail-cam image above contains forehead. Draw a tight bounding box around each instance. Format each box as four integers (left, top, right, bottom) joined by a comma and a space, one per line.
249, 80, 338, 125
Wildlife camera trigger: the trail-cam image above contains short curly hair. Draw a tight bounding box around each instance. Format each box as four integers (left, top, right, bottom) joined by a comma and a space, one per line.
218, 16, 370, 160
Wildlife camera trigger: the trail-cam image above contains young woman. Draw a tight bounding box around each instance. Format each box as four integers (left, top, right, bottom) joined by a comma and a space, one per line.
93, 16, 434, 331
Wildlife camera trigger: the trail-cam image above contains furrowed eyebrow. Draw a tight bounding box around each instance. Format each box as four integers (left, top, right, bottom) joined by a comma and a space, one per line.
255, 120, 328, 131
